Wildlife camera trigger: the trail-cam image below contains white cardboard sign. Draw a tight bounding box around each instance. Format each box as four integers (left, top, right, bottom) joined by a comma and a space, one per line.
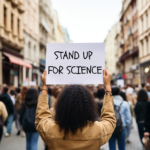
117, 79, 124, 88
46, 43, 105, 84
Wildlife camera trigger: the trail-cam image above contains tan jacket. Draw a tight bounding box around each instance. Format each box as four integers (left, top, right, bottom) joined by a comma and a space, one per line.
0, 101, 8, 122
15, 93, 23, 113
35, 94, 116, 150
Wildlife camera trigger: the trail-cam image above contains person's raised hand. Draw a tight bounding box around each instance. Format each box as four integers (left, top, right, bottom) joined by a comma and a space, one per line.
103, 69, 111, 92
41, 70, 47, 88
144, 132, 150, 138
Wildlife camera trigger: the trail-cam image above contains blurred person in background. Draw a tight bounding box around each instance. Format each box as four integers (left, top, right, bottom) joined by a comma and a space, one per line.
95, 88, 105, 120
143, 100, 150, 149
35, 70, 116, 150
20, 87, 39, 150
120, 92, 133, 144
15, 87, 28, 136
134, 89, 148, 146
146, 83, 150, 101
10, 90, 16, 105
141, 83, 146, 89
0, 86, 14, 137
0, 101, 8, 142
16, 87, 21, 94
109, 86, 131, 150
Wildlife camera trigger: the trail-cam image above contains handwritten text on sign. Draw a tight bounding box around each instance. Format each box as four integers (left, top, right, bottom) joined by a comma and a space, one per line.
46, 43, 105, 84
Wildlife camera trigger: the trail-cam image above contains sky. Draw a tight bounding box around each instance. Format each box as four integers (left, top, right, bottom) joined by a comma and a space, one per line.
51, 0, 122, 43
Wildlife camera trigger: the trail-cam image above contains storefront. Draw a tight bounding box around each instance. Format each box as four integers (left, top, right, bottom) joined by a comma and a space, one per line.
2, 49, 32, 86
140, 60, 150, 84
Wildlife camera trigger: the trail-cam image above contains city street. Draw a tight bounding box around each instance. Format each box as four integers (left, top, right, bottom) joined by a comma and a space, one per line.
1, 118, 142, 150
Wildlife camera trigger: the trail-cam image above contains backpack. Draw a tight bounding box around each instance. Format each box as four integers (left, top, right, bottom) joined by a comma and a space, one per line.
22, 106, 36, 132
112, 102, 123, 136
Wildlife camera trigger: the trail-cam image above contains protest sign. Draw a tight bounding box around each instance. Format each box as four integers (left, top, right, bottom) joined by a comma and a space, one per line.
117, 79, 124, 88
46, 43, 105, 84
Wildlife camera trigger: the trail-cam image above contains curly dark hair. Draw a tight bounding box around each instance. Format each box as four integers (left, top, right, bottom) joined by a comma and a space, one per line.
137, 89, 148, 102
54, 85, 98, 139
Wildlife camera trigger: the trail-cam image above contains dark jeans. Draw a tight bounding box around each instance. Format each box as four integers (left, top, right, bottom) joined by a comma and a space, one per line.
137, 122, 144, 145
0, 127, 3, 142
109, 127, 126, 150
26, 132, 39, 150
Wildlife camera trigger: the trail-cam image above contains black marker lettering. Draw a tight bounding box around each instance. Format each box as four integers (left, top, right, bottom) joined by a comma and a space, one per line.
71, 66, 76, 74
83, 52, 88, 59
92, 66, 97, 74
69, 51, 74, 59
87, 66, 92, 74
53, 67, 58, 74
63, 51, 69, 59
74, 51, 80, 59
59, 66, 63, 74
89, 51, 93, 59
54, 51, 59, 59
66, 66, 71, 74
48, 66, 53, 74
97, 66, 102, 74
81, 66, 86, 74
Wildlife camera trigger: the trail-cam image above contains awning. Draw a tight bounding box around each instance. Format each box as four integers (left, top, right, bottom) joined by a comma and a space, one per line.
3, 52, 32, 68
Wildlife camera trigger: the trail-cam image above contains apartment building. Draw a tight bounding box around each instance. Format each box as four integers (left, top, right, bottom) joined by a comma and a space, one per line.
119, 0, 140, 85
139, 0, 150, 83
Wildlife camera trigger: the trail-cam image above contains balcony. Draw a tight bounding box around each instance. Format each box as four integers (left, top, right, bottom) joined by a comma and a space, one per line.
120, 39, 124, 47
124, 16, 130, 25
128, 28, 133, 36
18, 3, 25, 13
11, 0, 18, 7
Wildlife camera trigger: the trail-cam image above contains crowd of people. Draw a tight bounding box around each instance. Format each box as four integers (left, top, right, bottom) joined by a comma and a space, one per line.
0, 70, 150, 150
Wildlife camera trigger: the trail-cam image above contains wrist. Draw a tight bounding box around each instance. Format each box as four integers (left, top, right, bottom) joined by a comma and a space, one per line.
42, 85, 48, 90
105, 84, 111, 92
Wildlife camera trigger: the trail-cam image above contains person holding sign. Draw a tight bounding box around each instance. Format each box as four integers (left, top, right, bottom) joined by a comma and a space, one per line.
35, 69, 116, 150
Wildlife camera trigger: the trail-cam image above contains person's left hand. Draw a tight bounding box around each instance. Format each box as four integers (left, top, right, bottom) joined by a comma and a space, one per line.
41, 70, 47, 86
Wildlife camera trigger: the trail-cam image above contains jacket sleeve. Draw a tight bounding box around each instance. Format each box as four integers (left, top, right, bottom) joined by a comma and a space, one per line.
35, 95, 53, 145
8, 96, 14, 114
124, 102, 132, 127
99, 94, 116, 146
145, 102, 150, 133
1, 102, 8, 122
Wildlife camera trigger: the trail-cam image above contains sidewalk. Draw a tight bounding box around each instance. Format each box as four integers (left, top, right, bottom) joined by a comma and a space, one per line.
1, 118, 142, 150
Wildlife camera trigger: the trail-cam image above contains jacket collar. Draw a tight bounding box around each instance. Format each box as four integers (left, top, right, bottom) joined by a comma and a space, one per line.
113, 95, 124, 101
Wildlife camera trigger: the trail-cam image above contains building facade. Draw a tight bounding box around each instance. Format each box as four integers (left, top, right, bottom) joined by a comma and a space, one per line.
0, 0, 31, 86
139, 0, 150, 84
23, 0, 40, 85
119, 0, 140, 85
105, 23, 119, 82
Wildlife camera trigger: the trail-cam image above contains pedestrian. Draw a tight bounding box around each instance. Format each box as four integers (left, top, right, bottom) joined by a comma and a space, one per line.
10, 90, 16, 105
0, 101, 8, 142
20, 87, 39, 150
120, 92, 133, 143
143, 101, 150, 150
15, 86, 28, 136
146, 83, 150, 101
109, 86, 132, 150
95, 88, 105, 120
0, 86, 14, 137
134, 89, 148, 146
35, 69, 116, 150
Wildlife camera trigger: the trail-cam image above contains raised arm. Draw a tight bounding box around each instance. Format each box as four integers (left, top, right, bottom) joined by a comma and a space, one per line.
35, 71, 53, 145
99, 69, 116, 146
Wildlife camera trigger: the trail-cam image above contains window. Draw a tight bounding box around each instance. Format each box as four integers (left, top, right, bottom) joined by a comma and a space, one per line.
11, 13, 14, 33
33, 45, 36, 61
147, 38, 149, 54
28, 42, 30, 58
17, 19, 20, 37
142, 18, 144, 33
147, 13, 149, 29
4, 6, 7, 28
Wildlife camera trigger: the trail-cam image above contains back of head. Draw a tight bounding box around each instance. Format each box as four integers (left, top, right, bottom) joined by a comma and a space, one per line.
10, 90, 16, 96
25, 87, 38, 107
141, 83, 145, 88
3, 86, 9, 94
97, 88, 105, 99
16, 88, 21, 94
21, 87, 28, 102
120, 92, 127, 101
137, 89, 148, 102
48, 88, 52, 95
54, 85, 97, 139
112, 86, 120, 96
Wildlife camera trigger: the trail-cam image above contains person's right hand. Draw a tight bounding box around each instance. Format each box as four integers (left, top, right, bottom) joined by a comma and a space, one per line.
144, 132, 150, 138
103, 69, 111, 92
